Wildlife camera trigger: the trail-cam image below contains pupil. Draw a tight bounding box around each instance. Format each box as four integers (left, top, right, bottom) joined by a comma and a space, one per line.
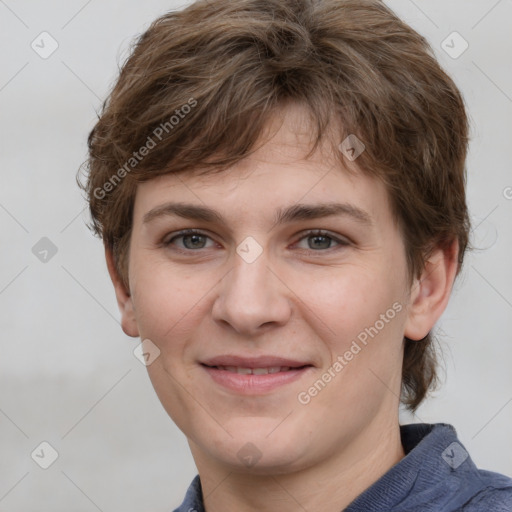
310, 235, 330, 250
185, 235, 205, 249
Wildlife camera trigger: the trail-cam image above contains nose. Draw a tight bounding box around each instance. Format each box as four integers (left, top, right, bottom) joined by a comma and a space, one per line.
211, 246, 292, 336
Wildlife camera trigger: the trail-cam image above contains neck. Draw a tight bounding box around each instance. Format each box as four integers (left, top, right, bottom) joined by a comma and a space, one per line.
192, 417, 405, 512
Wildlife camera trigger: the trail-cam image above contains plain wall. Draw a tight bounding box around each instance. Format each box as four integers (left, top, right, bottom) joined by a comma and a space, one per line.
0, 0, 511, 510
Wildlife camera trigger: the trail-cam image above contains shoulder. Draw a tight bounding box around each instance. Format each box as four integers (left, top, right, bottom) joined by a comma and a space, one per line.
396, 423, 512, 512
458, 469, 512, 511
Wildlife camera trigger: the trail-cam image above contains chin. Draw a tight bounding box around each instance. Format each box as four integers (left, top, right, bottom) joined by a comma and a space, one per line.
219, 444, 309, 475
201, 417, 315, 474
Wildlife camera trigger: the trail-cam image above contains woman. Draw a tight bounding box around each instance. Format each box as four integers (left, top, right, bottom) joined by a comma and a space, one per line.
81, 0, 512, 510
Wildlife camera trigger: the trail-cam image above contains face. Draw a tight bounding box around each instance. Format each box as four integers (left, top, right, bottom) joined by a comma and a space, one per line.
121, 104, 418, 474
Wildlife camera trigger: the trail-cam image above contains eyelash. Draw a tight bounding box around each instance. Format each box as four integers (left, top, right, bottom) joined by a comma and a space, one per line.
163, 229, 350, 254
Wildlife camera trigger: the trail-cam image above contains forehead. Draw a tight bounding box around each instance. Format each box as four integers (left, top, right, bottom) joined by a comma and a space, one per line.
133, 103, 393, 227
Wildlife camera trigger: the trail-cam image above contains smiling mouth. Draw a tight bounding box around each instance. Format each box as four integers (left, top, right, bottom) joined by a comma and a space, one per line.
202, 364, 311, 375
200, 362, 314, 394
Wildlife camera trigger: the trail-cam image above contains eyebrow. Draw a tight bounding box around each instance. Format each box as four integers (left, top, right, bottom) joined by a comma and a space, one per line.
143, 201, 373, 227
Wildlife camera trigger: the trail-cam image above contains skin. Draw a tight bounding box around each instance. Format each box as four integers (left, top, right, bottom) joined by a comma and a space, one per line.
107, 103, 459, 511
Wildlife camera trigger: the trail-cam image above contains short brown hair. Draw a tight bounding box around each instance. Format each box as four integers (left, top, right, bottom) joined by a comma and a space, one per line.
80, 0, 470, 411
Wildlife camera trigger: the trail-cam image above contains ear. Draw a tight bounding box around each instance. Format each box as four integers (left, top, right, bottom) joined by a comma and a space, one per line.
404, 240, 459, 341
105, 245, 139, 338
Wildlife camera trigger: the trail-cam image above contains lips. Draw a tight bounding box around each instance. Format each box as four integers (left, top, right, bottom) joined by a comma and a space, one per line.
200, 355, 314, 394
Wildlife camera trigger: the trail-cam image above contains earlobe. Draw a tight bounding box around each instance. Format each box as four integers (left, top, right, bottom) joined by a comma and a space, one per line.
404, 240, 459, 341
105, 246, 140, 338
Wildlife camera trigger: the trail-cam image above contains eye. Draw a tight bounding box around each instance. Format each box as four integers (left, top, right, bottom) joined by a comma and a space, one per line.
163, 228, 350, 254
164, 229, 216, 250
294, 230, 349, 251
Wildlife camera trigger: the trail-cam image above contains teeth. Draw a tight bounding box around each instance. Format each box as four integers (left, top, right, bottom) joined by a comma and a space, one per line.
216, 366, 294, 374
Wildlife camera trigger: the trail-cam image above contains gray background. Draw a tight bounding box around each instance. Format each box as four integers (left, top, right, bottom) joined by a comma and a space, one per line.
0, 0, 511, 510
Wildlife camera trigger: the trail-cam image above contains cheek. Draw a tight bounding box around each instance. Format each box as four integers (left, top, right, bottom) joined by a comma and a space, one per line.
301, 270, 406, 417
295, 265, 404, 345
130, 257, 204, 349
